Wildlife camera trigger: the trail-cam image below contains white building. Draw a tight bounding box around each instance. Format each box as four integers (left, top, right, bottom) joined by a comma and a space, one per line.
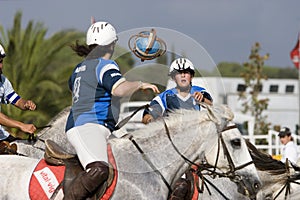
167, 77, 300, 155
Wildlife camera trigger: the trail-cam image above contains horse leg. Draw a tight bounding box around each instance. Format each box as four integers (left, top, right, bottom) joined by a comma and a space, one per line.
63, 161, 109, 200
169, 178, 192, 200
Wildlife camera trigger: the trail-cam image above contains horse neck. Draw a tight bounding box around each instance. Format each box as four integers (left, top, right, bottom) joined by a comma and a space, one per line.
129, 119, 213, 184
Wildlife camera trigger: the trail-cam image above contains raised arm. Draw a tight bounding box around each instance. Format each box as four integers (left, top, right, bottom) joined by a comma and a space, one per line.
112, 80, 159, 97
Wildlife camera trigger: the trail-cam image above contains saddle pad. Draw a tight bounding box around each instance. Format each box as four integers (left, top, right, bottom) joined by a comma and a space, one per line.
28, 145, 118, 200
191, 165, 199, 200
101, 144, 118, 200
29, 159, 65, 200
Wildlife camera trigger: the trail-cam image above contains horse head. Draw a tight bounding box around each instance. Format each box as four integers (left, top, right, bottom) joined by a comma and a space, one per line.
198, 104, 261, 199
247, 139, 300, 200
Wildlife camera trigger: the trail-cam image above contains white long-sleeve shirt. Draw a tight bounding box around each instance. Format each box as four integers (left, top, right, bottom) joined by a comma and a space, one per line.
281, 141, 299, 164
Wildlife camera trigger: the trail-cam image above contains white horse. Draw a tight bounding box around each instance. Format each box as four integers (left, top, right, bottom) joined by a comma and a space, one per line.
14, 105, 300, 200
0, 104, 261, 200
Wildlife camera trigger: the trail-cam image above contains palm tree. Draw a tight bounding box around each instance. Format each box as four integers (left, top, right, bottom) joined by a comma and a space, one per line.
0, 11, 137, 136
0, 11, 84, 131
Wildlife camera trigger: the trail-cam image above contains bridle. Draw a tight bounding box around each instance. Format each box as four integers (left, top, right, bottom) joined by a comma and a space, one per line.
119, 105, 254, 199
210, 124, 254, 180
273, 161, 300, 200
191, 124, 255, 199
180, 123, 254, 199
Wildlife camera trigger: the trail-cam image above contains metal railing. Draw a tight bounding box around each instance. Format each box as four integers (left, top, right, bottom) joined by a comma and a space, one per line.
243, 130, 300, 156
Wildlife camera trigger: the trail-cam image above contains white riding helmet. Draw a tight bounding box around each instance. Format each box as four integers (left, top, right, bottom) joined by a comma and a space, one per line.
86, 22, 118, 46
0, 44, 6, 58
169, 58, 195, 76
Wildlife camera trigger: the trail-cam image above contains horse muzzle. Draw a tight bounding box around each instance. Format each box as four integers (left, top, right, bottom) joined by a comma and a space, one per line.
235, 174, 261, 199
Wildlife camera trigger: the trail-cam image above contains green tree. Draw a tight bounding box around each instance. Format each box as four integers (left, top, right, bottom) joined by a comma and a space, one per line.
239, 42, 270, 135
209, 62, 298, 79
215, 62, 243, 77
1, 11, 138, 136
0, 11, 83, 132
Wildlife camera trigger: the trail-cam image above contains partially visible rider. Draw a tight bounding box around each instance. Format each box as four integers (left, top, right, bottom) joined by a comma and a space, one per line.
142, 57, 213, 124
142, 58, 213, 200
0, 44, 36, 143
64, 20, 159, 199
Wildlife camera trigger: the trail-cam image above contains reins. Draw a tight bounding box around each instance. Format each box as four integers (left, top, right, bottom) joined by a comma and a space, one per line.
119, 104, 201, 196
273, 160, 300, 200
128, 135, 173, 197
196, 124, 254, 199
27, 125, 52, 143
115, 104, 150, 130
1, 125, 52, 157
116, 104, 173, 196
119, 104, 254, 199
160, 117, 253, 199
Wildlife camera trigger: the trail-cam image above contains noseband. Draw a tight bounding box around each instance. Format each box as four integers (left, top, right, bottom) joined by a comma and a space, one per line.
214, 125, 254, 180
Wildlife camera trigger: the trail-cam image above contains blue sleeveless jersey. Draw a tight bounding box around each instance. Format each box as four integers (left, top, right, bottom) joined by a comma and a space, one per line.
66, 58, 124, 132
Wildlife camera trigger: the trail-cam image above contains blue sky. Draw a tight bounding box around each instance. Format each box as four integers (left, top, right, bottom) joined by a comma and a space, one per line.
1, 0, 300, 70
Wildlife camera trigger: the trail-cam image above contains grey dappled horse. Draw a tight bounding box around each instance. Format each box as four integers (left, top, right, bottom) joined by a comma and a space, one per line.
1, 104, 261, 199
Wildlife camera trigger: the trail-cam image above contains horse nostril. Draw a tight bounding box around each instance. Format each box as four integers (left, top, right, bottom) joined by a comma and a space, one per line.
254, 182, 261, 190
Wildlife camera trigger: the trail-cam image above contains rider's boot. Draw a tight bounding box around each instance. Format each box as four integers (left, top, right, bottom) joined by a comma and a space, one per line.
169, 178, 191, 200
63, 161, 109, 200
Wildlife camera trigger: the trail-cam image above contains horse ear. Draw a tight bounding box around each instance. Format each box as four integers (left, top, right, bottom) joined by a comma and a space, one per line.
91, 16, 96, 24
206, 104, 234, 128
220, 104, 234, 121
205, 104, 221, 125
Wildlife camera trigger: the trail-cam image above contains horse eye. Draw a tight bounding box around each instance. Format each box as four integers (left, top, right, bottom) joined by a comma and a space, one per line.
230, 138, 241, 148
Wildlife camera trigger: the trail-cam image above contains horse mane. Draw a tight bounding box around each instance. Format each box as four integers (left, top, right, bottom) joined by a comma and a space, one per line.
246, 139, 287, 175
132, 104, 233, 138
131, 109, 209, 138
167, 104, 234, 128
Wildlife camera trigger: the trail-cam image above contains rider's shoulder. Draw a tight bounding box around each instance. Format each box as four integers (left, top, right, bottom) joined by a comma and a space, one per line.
160, 88, 177, 96
98, 58, 118, 66
191, 85, 206, 91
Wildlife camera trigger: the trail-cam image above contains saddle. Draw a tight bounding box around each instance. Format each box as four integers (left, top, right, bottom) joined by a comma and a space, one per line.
44, 139, 76, 165
44, 139, 116, 200
0, 141, 18, 155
